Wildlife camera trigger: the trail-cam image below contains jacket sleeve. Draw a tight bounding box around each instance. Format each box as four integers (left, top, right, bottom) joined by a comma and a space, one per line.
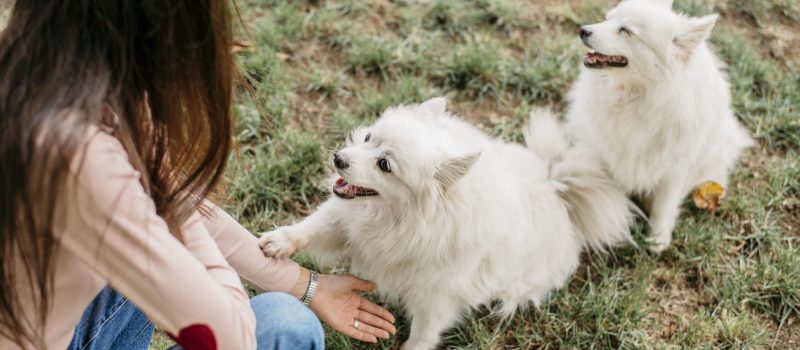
56, 130, 256, 349
200, 201, 300, 293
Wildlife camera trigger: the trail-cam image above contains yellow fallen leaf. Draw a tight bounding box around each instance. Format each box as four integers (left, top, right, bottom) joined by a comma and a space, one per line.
692, 181, 726, 213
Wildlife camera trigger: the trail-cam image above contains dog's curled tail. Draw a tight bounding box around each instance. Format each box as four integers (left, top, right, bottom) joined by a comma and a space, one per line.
526, 108, 636, 251
524, 107, 568, 163
552, 148, 637, 251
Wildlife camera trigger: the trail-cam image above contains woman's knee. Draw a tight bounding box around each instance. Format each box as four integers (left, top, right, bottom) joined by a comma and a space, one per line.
251, 292, 324, 350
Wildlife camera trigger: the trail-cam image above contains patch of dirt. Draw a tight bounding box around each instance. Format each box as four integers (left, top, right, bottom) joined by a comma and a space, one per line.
643, 268, 710, 345
770, 317, 800, 349
761, 16, 800, 66
714, 1, 800, 66
452, 96, 521, 126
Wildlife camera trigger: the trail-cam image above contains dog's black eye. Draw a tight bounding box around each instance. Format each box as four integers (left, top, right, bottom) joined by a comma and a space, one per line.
619, 26, 631, 35
364, 133, 371, 142
378, 158, 391, 173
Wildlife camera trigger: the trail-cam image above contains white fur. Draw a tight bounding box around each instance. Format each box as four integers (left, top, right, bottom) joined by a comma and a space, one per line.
260, 98, 636, 349
566, 0, 754, 251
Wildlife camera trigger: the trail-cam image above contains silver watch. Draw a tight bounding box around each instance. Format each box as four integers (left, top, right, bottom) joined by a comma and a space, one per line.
301, 271, 319, 306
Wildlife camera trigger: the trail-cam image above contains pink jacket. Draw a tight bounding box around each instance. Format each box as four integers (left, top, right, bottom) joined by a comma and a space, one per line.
2, 128, 299, 349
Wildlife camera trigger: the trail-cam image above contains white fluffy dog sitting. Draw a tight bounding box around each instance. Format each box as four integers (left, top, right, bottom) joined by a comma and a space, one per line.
566, 0, 754, 251
259, 97, 636, 349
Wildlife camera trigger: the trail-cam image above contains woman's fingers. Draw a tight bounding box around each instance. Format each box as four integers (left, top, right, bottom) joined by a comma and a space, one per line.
353, 318, 390, 339
348, 274, 376, 292
359, 297, 395, 324
358, 310, 397, 335
341, 324, 378, 343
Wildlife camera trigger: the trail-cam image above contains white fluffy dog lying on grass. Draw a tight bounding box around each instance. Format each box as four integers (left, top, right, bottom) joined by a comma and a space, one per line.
566, 0, 754, 251
259, 97, 636, 349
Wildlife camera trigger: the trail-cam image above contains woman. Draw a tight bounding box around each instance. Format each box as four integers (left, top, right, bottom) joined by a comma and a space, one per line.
0, 1, 395, 349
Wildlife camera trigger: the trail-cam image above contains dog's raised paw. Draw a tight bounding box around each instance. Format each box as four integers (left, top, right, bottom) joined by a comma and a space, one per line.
259, 228, 298, 258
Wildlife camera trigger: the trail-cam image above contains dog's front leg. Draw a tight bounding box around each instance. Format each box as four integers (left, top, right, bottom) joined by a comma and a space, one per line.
259, 199, 345, 259
647, 174, 688, 252
401, 297, 462, 350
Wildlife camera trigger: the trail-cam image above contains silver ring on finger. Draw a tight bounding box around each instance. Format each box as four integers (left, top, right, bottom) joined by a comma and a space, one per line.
353, 319, 360, 329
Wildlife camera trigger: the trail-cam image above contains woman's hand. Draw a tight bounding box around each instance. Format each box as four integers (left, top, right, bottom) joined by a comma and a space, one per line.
309, 273, 396, 343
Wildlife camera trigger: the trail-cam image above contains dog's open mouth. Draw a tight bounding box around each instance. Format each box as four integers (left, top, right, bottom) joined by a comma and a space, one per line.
333, 178, 379, 199
584, 50, 628, 69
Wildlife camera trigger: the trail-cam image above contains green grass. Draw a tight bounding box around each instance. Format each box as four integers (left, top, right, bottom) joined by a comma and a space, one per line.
151, 0, 799, 348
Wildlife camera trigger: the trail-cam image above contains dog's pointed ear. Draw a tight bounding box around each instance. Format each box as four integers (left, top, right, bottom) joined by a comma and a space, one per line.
674, 14, 718, 60
435, 153, 480, 189
419, 97, 448, 116
636, 0, 672, 9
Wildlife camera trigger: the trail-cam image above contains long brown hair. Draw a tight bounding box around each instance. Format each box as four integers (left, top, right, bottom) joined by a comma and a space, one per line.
0, 0, 234, 346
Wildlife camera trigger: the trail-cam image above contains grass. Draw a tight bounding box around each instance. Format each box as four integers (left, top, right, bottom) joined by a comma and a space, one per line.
144, 0, 800, 348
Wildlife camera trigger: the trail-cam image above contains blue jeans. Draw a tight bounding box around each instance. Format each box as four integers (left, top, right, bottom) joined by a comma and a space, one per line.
69, 286, 324, 350
68, 287, 154, 350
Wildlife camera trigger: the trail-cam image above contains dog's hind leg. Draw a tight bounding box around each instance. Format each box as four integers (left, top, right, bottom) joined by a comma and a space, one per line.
401, 297, 462, 350
647, 173, 689, 252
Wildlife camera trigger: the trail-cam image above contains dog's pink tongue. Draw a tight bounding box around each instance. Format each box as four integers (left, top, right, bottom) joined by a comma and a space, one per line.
334, 178, 356, 196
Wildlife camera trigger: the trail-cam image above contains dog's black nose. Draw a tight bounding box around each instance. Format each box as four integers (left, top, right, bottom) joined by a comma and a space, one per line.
333, 152, 349, 169
579, 27, 592, 40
